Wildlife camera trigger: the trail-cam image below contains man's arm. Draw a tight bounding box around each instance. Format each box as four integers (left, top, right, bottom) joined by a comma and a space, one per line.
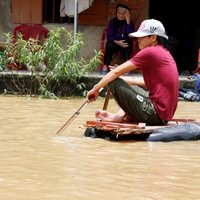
87, 61, 138, 101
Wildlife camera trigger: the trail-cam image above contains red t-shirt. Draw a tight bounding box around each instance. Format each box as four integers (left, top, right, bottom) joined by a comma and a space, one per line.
129, 45, 179, 121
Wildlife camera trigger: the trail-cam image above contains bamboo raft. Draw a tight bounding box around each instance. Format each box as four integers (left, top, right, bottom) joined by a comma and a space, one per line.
86, 121, 152, 135
84, 119, 200, 141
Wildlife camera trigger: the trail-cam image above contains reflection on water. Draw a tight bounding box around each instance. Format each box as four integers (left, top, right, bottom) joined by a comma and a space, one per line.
0, 96, 200, 200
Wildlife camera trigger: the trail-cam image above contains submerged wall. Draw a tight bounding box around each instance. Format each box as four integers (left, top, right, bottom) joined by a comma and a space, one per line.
0, 72, 195, 97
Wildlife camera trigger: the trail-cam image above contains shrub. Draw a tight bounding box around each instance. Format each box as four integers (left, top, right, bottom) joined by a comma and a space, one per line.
3, 27, 102, 98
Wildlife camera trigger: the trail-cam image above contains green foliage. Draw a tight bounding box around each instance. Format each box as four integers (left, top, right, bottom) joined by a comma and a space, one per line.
0, 51, 6, 71
3, 27, 102, 98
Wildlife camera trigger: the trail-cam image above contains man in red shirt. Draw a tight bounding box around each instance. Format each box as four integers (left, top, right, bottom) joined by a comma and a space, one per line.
87, 19, 179, 125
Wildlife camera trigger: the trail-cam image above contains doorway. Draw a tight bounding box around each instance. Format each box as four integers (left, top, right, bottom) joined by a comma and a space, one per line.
149, 1, 199, 74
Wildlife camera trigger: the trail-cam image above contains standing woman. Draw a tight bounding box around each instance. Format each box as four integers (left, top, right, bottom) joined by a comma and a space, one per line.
101, 3, 135, 74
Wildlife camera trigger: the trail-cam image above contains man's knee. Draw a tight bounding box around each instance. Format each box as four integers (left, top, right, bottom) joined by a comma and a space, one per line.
108, 78, 123, 87
108, 78, 127, 95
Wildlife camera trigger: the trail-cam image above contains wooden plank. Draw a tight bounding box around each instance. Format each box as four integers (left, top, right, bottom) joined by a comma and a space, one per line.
85, 121, 148, 135
170, 118, 196, 123
11, 0, 42, 24
78, 0, 108, 26
85, 118, 197, 136
86, 121, 146, 129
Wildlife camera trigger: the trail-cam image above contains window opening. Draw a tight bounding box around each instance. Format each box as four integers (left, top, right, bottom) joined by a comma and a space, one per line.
42, 0, 74, 24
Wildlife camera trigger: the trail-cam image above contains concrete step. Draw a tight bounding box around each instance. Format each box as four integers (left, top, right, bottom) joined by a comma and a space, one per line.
0, 71, 195, 95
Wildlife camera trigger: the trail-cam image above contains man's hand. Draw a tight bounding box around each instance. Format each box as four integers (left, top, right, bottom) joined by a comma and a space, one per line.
87, 88, 99, 102
124, 9, 131, 24
87, 87, 104, 102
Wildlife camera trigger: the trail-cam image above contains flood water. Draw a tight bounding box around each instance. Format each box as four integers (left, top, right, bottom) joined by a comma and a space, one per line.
0, 96, 200, 200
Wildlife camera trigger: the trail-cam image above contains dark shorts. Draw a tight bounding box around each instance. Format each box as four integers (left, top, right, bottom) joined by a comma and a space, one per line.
108, 78, 167, 125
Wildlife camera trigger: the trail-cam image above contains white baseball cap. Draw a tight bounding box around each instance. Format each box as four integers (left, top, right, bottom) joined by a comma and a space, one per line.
129, 19, 168, 39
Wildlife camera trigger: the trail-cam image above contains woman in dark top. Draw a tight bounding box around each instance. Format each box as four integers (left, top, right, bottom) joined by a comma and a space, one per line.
101, 3, 135, 74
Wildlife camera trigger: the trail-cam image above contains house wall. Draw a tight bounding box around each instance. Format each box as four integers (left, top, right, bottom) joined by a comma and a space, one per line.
0, 0, 14, 39
0, 0, 148, 63
0, 1, 104, 61
45, 24, 104, 62
11, 0, 42, 24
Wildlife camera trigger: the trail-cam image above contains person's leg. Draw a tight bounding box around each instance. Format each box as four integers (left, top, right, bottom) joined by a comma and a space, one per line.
108, 78, 166, 125
102, 42, 116, 74
120, 42, 133, 61
119, 43, 133, 75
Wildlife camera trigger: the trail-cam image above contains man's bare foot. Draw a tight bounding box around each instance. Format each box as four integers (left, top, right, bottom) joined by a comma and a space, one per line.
95, 109, 124, 123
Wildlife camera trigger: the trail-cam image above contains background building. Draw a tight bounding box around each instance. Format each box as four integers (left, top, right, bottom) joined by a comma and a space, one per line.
0, 0, 199, 73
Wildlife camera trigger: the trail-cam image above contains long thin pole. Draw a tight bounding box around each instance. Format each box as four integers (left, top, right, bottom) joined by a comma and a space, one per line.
74, 0, 78, 60
74, 0, 78, 37
103, 88, 111, 110
56, 99, 89, 135
56, 88, 104, 135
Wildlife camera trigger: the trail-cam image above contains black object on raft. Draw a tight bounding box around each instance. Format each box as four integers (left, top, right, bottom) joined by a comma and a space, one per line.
84, 123, 200, 142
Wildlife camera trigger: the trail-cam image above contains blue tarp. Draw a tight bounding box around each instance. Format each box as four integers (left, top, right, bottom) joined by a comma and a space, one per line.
179, 75, 200, 102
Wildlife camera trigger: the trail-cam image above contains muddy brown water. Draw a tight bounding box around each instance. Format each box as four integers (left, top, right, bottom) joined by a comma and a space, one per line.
0, 96, 200, 200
